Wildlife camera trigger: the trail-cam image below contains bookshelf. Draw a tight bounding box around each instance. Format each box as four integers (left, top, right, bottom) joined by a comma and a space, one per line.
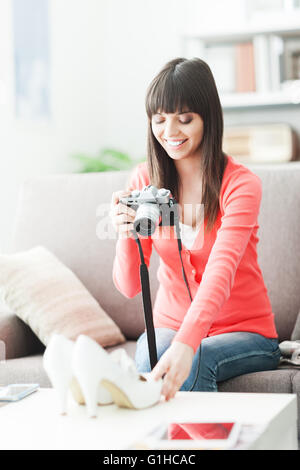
184, 19, 300, 43
220, 90, 299, 109
182, 12, 300, 109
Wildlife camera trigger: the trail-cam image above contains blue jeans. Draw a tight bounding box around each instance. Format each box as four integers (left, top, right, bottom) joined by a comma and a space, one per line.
135, 328, 281, 391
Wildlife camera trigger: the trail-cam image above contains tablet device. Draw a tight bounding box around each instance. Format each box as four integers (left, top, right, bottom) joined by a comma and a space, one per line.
140, 421, 241, 450
0, 384, 39, 402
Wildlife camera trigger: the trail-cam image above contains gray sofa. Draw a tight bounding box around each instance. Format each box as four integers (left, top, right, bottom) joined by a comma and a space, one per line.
1, 161, 300, 436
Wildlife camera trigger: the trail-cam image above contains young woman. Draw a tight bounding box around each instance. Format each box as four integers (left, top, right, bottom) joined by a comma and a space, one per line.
110, 57, 281, 402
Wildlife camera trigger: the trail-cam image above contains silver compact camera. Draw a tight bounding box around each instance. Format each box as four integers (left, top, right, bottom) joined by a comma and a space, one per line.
120, 185, 179, 237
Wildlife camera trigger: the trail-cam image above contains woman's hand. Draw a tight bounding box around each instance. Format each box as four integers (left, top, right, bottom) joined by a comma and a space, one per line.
150, 341, 194, 401
110, 190, 137, 239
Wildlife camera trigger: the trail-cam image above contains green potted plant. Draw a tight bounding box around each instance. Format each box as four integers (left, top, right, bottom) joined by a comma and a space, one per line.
71, 147, 145, 173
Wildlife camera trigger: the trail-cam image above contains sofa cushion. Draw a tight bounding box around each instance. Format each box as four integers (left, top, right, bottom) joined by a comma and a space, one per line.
0, 312, 44, 360
245, 161, 300, 341
0, 354, 50, 387
218, 368, 298, 394
0, 246, 125, 347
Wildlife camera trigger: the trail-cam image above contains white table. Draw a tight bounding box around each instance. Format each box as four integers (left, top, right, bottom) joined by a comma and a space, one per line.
0, 389, 297, 450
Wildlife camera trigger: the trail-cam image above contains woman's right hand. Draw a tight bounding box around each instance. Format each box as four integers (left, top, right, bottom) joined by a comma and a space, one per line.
110, 190, 137, 239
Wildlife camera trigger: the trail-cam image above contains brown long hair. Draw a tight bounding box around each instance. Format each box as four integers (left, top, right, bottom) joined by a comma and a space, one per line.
145, 57, 228, 234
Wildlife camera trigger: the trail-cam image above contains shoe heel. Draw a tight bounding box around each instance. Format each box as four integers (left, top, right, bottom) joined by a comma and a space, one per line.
43, 334, 74, 415
69, 377, 85, 405
50, 375, 70, 415
75, 372, 99, 418
72, 335, 111, 418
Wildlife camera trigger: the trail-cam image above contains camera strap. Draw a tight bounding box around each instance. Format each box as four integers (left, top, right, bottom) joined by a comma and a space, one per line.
133, 234, 158, 370
132, 206, 193, 370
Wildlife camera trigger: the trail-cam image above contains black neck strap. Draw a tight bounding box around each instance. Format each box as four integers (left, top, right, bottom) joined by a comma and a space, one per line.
132, 211, 193, 370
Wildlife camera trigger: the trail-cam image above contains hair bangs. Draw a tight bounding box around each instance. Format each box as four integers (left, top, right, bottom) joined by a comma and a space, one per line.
146, 72, 198, 119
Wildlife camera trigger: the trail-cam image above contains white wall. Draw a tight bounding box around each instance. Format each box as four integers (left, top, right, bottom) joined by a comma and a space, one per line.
0, 0, 187, 253
0, 0, 110, 252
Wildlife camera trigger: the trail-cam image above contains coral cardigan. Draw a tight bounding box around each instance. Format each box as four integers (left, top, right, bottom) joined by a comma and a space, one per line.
112, 155, 278, 353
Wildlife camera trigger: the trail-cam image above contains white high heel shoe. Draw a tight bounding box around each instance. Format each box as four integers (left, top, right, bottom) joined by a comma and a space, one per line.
43, 334, 113, 415
72, 335, 163, 418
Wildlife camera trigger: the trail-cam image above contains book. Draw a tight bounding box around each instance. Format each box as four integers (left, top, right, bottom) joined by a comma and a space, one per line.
253, 34, 270, 92
282, 36, 300, 81
205, 44, 236, 94
235, 42, 256, 92
269, 35, 284, 91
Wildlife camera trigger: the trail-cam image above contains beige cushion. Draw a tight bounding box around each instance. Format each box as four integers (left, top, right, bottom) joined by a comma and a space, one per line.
0, 246, 125, 347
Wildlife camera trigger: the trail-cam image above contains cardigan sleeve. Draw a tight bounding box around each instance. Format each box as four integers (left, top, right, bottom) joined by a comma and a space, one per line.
112, 163, 153, 299
172, 170, 263, 352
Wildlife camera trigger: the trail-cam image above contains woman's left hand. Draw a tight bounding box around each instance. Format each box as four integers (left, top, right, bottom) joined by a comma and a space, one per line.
150, 341, 194, 401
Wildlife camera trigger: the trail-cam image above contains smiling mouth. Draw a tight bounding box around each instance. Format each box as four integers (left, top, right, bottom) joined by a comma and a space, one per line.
165, 139, 188, 148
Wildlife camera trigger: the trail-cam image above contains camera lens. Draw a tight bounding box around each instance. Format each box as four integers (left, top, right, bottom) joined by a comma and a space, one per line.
133, 203, 160, 236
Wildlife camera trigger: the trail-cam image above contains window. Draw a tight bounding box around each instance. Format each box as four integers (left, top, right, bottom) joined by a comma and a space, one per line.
13, 0, 50, 119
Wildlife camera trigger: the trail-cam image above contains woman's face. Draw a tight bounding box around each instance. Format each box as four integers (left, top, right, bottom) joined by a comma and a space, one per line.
151, 109, 204, 161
